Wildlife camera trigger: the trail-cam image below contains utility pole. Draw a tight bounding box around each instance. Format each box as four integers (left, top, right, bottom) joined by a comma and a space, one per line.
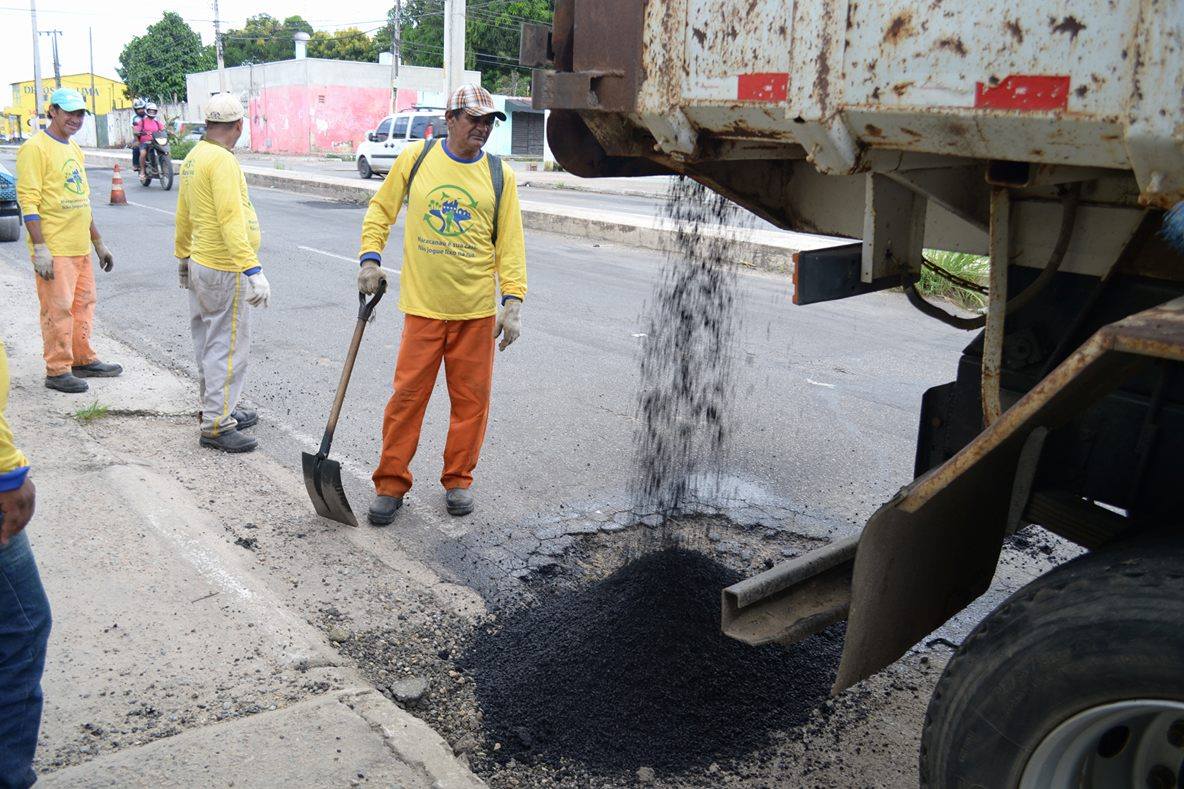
212, 0, 227, 93
388, 0, 401, 114
30, 0, 43, 131
40, 29, 63, 88
443, 0, 466, 97
89, 27, 97, 114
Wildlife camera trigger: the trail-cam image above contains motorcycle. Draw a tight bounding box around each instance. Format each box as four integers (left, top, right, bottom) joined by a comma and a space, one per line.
139, 130, 173, 191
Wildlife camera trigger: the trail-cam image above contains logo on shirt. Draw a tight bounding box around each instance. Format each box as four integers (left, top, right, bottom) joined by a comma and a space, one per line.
424, 185, 478, 237
61, 159, 85, 196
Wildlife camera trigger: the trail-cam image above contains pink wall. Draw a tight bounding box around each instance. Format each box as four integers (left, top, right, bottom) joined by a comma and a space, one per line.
248, 84, 391, 155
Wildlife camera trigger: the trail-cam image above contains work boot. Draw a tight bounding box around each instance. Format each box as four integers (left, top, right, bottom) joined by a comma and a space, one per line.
44, 373, 89, 393
232, 408, 258, 430
72, 360, 123, 378
368, 495, 403, 526
200, 430, 258, 453
445, 487, 474, 516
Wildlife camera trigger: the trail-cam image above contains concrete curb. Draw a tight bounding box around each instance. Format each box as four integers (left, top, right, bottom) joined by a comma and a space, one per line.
39, 690, 486, 789
77, 149, 844, 275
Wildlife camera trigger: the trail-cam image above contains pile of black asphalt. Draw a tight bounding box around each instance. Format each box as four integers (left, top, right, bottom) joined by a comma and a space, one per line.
459, 547, 844, 774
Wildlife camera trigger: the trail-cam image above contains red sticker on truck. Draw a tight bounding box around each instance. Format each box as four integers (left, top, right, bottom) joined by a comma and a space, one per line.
737, 73, 789, 102
974, 75, 1070, 111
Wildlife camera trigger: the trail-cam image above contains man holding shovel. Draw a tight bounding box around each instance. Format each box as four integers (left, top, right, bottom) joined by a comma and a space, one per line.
16, 87, 120, 394
357, 84, 527, 524
174, 93, 270, 453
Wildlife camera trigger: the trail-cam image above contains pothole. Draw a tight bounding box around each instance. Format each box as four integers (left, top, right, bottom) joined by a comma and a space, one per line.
329, 514, 843, 787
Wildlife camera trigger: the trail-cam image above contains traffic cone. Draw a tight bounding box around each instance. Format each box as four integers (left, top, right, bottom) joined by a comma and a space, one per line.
109, 164, 127, 206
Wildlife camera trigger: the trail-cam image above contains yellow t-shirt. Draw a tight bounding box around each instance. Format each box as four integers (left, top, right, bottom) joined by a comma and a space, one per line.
16, 131, 92, 256
174, 140, 261, 272
0, 339, 29, 477
358, 140, 527, 320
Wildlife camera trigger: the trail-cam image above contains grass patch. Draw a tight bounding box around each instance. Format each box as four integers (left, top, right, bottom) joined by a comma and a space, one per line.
919, 249, 989, 311
72, 401, 109, 424
170, 139, 196, 161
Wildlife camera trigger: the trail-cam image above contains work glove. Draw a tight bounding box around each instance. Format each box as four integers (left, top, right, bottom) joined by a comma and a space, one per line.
494, 298, 522, 352
358, 259, 386, 295
31, 243, 54, 280
93, 237, 114, 272
246, 271, 271, 308
177, 258, 190, 289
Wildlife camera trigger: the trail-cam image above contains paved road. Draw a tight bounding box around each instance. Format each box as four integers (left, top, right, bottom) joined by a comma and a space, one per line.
3, 153, 1072, 787
0, 153, 969, 576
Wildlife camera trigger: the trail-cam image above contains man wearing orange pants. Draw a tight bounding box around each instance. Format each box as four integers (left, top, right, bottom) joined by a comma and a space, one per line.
16, 88, 119, 394
357, 84, 526, 523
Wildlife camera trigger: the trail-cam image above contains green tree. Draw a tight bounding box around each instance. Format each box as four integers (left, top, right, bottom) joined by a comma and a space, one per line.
222, 14, 315, 66
308, 28, 375, 62
372, 0, 551, 96
117, 12, 215, 102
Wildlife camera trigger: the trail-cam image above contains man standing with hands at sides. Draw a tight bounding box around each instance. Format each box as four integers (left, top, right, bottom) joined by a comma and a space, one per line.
357, 84, 527, 524
0, 338, 52, 789
174, 94, 270, 454
17, 87, 120, 394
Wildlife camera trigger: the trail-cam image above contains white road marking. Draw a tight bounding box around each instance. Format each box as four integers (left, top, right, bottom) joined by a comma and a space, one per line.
127, 200, 175, 216
631, 333, 647, 338
299, 245, 401, 276
807, 378, 836, 388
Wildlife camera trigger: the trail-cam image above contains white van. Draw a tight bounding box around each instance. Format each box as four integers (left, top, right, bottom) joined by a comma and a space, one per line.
355, 107, 448, 178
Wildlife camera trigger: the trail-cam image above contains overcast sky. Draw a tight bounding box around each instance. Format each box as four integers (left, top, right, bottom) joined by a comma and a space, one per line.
0, 1, 395, 102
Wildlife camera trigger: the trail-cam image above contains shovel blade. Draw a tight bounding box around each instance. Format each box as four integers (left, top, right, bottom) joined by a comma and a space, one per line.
302, 451, 358, 527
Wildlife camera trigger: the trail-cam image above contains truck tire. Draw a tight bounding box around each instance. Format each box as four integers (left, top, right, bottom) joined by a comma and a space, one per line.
919, 533, 1184, 788
357, 156, 373, 179
0, 215, 19, 242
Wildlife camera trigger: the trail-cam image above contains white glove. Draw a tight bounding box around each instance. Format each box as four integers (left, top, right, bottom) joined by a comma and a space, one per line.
358, 260, 386, 295
246, 271, 270, 308
31, 243, 54, 280
178, 258, 190, 289
494, 298, 522, 351
93, 238, 114, 272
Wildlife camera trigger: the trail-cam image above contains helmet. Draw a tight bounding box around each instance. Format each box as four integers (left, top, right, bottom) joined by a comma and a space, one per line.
132, 98, 146, 111
145, 102, 158, 117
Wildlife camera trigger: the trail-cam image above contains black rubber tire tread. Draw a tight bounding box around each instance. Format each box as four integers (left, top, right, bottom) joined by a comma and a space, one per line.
357, 157, 372, 179
0, 214, 20, 242
919, 532, 1184, 788
159, 156, 173, 191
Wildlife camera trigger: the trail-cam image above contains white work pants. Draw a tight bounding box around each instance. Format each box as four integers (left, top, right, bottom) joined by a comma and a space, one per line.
189, 262, 252, 437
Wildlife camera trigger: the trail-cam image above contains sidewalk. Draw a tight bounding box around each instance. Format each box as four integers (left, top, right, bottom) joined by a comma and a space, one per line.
0, 258, 484, 787
70, 147, 847, 274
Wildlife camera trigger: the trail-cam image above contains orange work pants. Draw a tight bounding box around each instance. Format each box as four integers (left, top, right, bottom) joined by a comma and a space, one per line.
373, 314, 496, 498
33, 255, 98, 377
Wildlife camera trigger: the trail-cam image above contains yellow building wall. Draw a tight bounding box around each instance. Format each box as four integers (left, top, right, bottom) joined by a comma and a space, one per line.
3, 74, 131, 138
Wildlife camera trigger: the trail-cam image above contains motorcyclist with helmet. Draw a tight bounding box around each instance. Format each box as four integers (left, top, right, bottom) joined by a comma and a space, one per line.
133, 102, 166, 176
130, 98, 147, 172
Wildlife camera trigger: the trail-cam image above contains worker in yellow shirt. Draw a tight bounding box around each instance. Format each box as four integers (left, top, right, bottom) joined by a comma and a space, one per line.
16, 87, 119, 394
174, 94, 270, 454
0, 339, 53, 788
357, 84, 526, 524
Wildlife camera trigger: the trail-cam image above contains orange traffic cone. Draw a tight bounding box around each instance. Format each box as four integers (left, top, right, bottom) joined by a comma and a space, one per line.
109, 164, 127, 205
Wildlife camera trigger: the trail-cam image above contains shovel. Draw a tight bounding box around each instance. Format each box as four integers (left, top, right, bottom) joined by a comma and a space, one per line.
303, 280, 387, 526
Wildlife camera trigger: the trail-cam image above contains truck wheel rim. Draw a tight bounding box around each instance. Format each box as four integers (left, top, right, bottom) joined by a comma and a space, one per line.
1021, 700, 1184, 789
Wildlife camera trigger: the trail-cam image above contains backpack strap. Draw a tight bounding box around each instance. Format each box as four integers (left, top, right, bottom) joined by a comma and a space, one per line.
405, 138, 438, 194
487, 152, 504, 244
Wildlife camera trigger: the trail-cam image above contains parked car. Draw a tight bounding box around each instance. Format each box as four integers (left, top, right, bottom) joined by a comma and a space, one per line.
355, 107, 447, 179
181, 123, 206, 142
0, 162, 20, 243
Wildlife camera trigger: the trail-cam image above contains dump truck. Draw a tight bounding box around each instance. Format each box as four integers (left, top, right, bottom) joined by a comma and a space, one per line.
522, 2, 1183, 785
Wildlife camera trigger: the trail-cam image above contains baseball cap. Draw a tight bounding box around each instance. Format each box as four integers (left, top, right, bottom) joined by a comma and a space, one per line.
204, 93, 244, 123
49, 87, 88, 113
446, 84, 506, 121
